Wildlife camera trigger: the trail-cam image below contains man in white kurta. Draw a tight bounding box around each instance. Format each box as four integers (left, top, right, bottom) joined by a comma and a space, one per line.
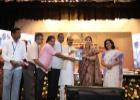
59, 37, 76, 100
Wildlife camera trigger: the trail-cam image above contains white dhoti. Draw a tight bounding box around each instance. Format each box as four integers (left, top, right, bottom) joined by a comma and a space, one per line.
59, 61, 74, 86
59, 61, 74, 100
59, 60, 74, 100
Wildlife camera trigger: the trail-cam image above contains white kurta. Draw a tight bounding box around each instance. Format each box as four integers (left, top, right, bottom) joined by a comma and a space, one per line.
59, 45, 75, 86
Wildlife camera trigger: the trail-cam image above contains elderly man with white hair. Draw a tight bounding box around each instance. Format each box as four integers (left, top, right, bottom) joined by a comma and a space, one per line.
59, 36, 76, 100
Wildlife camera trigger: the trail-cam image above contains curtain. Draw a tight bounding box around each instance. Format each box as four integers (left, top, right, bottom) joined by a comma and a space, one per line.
0, 1, 140, 29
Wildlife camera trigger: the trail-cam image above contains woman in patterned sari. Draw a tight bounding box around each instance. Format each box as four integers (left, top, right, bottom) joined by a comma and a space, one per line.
101, 39, 123, 87
78, 36, 102, 86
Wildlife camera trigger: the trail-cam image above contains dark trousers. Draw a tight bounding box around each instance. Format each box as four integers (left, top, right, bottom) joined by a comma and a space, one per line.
22, 62, 36, 100
35, 68, 46, 100
47, 69, 60, 100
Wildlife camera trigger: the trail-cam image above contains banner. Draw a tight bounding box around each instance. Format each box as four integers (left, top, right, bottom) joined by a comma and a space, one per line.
132, 33, 140, 69
0, 30, 11, 49
0, 29, 34, 49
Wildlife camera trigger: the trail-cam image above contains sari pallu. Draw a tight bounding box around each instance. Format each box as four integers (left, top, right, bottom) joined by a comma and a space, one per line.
78, 48, 102, 86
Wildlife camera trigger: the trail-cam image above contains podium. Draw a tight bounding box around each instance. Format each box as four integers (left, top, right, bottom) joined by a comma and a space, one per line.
66, 86, 124, 100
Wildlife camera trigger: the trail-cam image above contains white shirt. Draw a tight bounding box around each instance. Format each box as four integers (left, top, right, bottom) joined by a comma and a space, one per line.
62, 45, 76, 69
27, 42, 47, 73
2, 38, 27, 70
51, 41, 63, 69
63, 45, 76, 57
27, 42, 39, 68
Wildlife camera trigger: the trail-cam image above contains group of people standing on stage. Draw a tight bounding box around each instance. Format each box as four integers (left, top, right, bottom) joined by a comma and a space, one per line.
0, 27, 124, 100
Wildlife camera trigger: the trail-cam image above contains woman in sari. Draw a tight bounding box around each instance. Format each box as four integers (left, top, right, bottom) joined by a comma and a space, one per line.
101, 39, 123, 87
78, 36, 102, 86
